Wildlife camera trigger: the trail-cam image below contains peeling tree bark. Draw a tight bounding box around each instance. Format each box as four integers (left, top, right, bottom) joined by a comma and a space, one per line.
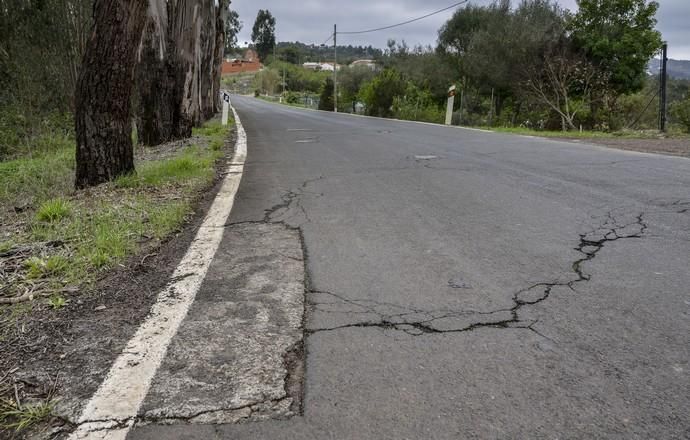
75, 0, 148, 188
136, 0, 226, 145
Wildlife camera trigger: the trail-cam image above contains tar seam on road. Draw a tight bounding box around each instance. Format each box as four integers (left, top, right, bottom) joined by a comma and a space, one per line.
67, 102, 248, 440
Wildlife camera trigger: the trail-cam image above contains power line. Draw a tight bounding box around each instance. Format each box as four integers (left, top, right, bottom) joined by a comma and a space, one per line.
320, 33, 334, 46
338, 0, 469, 35
316, 0, 468, 46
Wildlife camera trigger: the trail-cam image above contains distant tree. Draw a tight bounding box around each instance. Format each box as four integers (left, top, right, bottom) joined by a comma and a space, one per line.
280, 45, 301, 64
570, 0, 662, 95
224, 10, 242, 55
319, 78, 335, 111
360, 69, 406, 118
523, 42, 606, 131
338, 65, 377, 110
251, 9, 276, 63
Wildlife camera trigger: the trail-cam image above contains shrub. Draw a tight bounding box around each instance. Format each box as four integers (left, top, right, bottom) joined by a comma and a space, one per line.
670, 97, 690, 133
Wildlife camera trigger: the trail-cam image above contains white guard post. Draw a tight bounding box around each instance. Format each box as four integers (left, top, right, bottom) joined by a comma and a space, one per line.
445, 85, 456, 126
222, 92, 230, 126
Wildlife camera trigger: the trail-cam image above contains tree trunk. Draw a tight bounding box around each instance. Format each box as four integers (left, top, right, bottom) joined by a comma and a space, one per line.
199, 0, 217, 120
136, 15, 177, 145
212, 2, 228, 112
75, 0, 148, 188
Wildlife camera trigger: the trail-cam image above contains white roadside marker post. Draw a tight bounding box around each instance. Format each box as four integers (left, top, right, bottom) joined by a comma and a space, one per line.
222, 92, 230, 126
445, 85, 456, 126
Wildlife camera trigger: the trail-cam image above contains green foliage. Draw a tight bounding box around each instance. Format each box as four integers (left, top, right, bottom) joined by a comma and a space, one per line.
149, 202, 191, 238
192, 120, 230, 138
570, 0, 662, 95
48, 294, 68, 309
2, 120, 227, 292
0, 109, 74, 160
115, 147, 219, 189
283, 91, 301, 104
224, 9, 242, 55
251, 9, 276, 62
392, 83, 444, 123
253, 68, 281, 95
273, 41, 383, 65
0, 398, 53, 432
0, 0, 90, 159
670, 97, 690, 133
338, 65, 377, 108
0, 147, 74, 207
319, 78, 335, 112
265, 61, 331, 94
360, 69, 406, 118
35, 198, 72, 223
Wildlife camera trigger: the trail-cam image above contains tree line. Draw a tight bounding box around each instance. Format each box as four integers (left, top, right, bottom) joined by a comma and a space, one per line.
255, 0, 689, 133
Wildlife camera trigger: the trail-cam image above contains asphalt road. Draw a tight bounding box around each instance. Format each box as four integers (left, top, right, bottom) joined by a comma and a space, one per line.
129, 96, 690, 439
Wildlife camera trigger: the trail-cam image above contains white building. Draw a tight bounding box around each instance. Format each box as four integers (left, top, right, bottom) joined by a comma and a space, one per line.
302, 62, 342, 72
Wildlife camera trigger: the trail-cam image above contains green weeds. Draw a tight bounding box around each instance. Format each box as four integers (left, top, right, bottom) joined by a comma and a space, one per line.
1, 119, 230, 302
35, 198, 72, 222
0, 398, 53, 433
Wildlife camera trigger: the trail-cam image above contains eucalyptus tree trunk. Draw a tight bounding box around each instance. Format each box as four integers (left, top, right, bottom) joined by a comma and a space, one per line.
199, 0, 218, 120
212, 0, 229, 112
135, 0, 227, 145
136, 14, 177, 145
75, 0, 148, 188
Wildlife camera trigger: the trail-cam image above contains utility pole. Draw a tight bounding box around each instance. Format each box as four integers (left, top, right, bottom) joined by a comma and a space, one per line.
659, 42, 668, 132
333, 24, 338, 113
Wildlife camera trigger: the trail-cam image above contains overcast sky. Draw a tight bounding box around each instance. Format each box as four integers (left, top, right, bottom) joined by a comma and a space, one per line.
233, 0, 690, 60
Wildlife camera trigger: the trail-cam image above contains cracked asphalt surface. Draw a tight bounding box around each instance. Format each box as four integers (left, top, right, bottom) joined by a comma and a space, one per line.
129, 96, 690, 439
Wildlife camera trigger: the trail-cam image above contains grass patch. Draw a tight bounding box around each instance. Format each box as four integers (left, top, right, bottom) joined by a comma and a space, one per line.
115, 146, 221, 189
192, 120, 232, 152
149, 201, 191, 239
24, 255, 70, 279
35, 198, 72, 222
1, 118, 230, 302
192, 120, 232, 139
0, 398, 53, 433
485, 126, 686, 139
0, 147, 74, 207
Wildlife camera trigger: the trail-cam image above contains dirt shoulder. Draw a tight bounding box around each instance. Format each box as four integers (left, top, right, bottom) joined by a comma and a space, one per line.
0, 123, 236, 439
556, 136, 690, 158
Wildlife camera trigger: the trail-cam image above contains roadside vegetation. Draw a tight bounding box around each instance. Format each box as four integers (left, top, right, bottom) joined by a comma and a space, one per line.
247, 0, 689, 137
1, 119, 230, 303
0, 119, 232, 434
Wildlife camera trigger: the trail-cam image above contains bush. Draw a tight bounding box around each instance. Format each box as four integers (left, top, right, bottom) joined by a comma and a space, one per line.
284, 91, 301, 104
318, 78, 334, 111
392, 83, 444, 124
360, 68, 406, 118
670, 97, 690, 133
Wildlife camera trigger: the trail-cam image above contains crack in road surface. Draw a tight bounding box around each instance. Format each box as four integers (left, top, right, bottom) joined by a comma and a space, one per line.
306, 211, 648, 337
238, 175, 657, 341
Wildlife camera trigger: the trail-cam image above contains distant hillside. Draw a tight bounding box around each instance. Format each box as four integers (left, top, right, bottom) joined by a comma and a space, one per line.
648, 58, 690, 79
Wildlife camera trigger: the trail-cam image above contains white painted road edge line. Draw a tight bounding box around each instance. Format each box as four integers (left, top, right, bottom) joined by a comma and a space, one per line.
68, 102, 248, 440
